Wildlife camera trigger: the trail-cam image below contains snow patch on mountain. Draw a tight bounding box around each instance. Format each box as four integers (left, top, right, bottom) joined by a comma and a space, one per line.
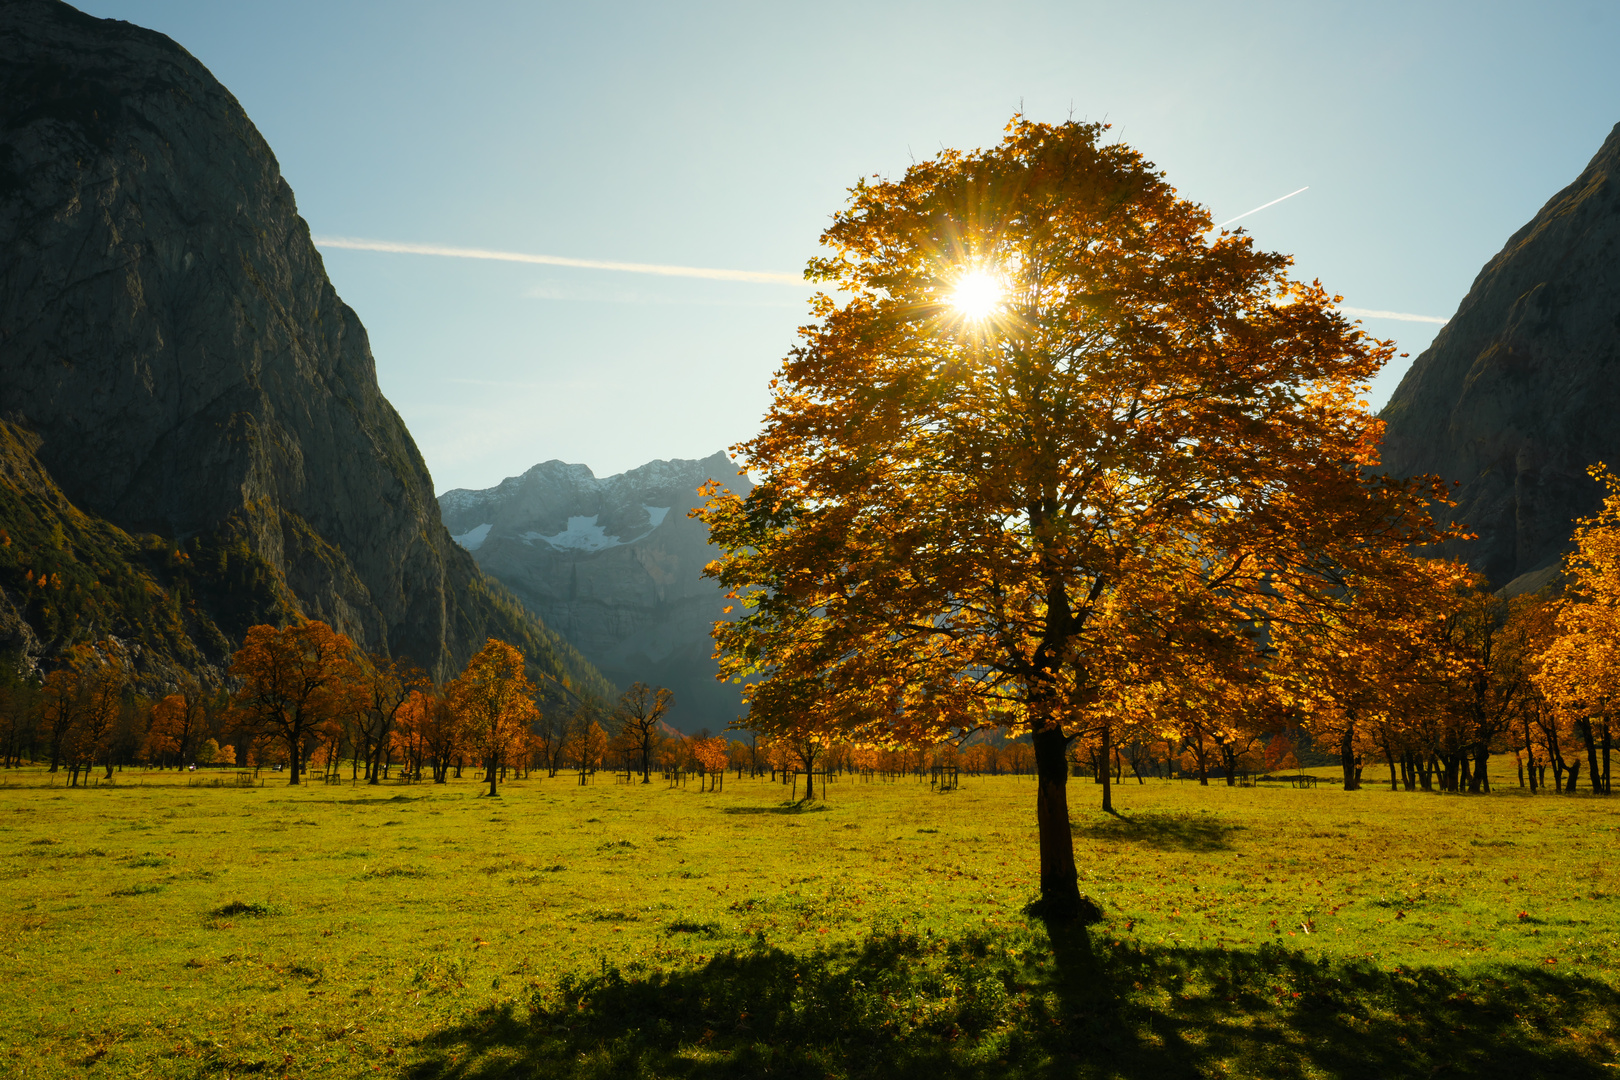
434, 451, 753, 732
452, 523, 493, 551
531, 515, 623, 552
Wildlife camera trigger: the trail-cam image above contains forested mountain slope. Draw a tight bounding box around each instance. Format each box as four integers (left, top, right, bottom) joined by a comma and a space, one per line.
0, 0, 609, 700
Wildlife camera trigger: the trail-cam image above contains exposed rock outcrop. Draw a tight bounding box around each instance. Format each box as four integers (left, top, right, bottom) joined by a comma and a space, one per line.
0, 0, 609, 696
440, 453, 750, 731
1380, 122, 1620, 593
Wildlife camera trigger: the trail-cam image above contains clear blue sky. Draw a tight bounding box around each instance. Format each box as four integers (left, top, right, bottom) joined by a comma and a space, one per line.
77, 0, 1620, 493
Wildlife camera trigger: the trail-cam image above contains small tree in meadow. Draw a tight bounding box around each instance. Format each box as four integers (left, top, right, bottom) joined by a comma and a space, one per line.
613, 682, 674, 783
447, 639, 539, 797
692, 736, 728, 791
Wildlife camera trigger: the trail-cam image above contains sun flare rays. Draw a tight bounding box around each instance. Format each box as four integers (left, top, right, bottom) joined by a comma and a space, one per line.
948, 269, 1005, 321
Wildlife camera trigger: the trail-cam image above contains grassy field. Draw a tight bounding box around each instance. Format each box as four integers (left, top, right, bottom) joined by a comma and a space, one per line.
1, 765, 1617, 1079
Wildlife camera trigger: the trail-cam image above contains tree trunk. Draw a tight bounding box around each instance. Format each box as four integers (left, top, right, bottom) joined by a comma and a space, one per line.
1452, 754, 1463, 792
1523, 720, 1538, 793
1579, 719, 1602, 794
1340, 722, 1359, 791
1100, 724, 1113, 814
487, 752, 499, 796
1602, 719, 1612, 795
1033, 724, 1082, 917
1128, 745, 1146, 785
287, 730, 302, 785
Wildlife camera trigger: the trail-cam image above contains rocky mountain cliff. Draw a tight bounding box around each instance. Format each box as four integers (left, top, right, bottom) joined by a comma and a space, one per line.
1380, 122, 1620, 593
439, 453, 750, 731
0, 0, 610, 698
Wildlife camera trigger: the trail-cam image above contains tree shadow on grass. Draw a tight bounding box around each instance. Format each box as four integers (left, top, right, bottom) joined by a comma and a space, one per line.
320, 793, 423, 806
720, 803, 832, 815
1073, 812, 1245, 852
405, 925, 1618, 1080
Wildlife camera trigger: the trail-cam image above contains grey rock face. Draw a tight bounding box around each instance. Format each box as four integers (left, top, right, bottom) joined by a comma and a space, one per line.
440, 452, 750, 731
0, 0, 593, 684
1380, 122, 1620, 592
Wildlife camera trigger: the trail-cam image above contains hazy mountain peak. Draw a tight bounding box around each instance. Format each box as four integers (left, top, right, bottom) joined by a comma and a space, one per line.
437, 451, 750, 731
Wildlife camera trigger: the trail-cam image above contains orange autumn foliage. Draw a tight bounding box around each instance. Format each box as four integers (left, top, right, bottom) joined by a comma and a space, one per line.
228, 621, 363, 786
447, 638, 539, 796
691, 736, 728, 792
1533, 464, 1620, 794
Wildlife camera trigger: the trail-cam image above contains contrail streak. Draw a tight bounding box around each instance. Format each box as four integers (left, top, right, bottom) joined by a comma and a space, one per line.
1209, 188, 1444, 324
314, 232, 1448, 325
1215, 186, 1309, 229
1339, 305, 1448, 325
312, 236, 803, 285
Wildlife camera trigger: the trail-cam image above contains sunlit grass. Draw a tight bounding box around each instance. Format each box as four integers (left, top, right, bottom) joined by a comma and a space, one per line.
0, 766, 1615, 1076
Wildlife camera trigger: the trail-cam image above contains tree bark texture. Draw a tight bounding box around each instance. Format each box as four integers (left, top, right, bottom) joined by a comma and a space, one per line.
286, 730, 302, 785
1340, 722, 1359, 791
1100, 723, 1113, 814
1033, 724, 1081, 917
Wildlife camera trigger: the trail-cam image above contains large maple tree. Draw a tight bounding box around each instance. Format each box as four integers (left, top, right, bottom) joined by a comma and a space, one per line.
700, 118, 1445, 918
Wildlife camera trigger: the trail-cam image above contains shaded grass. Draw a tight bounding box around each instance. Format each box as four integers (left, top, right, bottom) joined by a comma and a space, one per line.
210, 900, 280, 918
410, 928, 1619, 1079
720, 802, 832, 815
1073, 810, 1246, 851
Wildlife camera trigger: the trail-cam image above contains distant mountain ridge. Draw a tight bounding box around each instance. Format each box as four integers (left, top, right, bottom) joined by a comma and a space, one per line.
0, 0, 611, 701
1380, 121, 1620, 593
439, 452, 751, 731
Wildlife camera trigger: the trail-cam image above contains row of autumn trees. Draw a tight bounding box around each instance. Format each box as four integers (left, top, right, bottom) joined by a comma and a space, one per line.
0, 608, 1063, 789
0, 629, 687, 793
1, 622, 912, 793
1062, 468, 1620, 799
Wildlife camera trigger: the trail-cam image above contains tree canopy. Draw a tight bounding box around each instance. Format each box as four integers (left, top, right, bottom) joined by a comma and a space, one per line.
699, 117, 1448, 916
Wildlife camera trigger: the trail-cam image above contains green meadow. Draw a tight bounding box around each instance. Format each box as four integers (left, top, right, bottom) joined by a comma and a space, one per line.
2, 768, 1617, 1079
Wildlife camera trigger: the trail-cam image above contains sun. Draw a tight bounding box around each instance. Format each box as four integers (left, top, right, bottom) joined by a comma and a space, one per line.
949, 269, 1004, 320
